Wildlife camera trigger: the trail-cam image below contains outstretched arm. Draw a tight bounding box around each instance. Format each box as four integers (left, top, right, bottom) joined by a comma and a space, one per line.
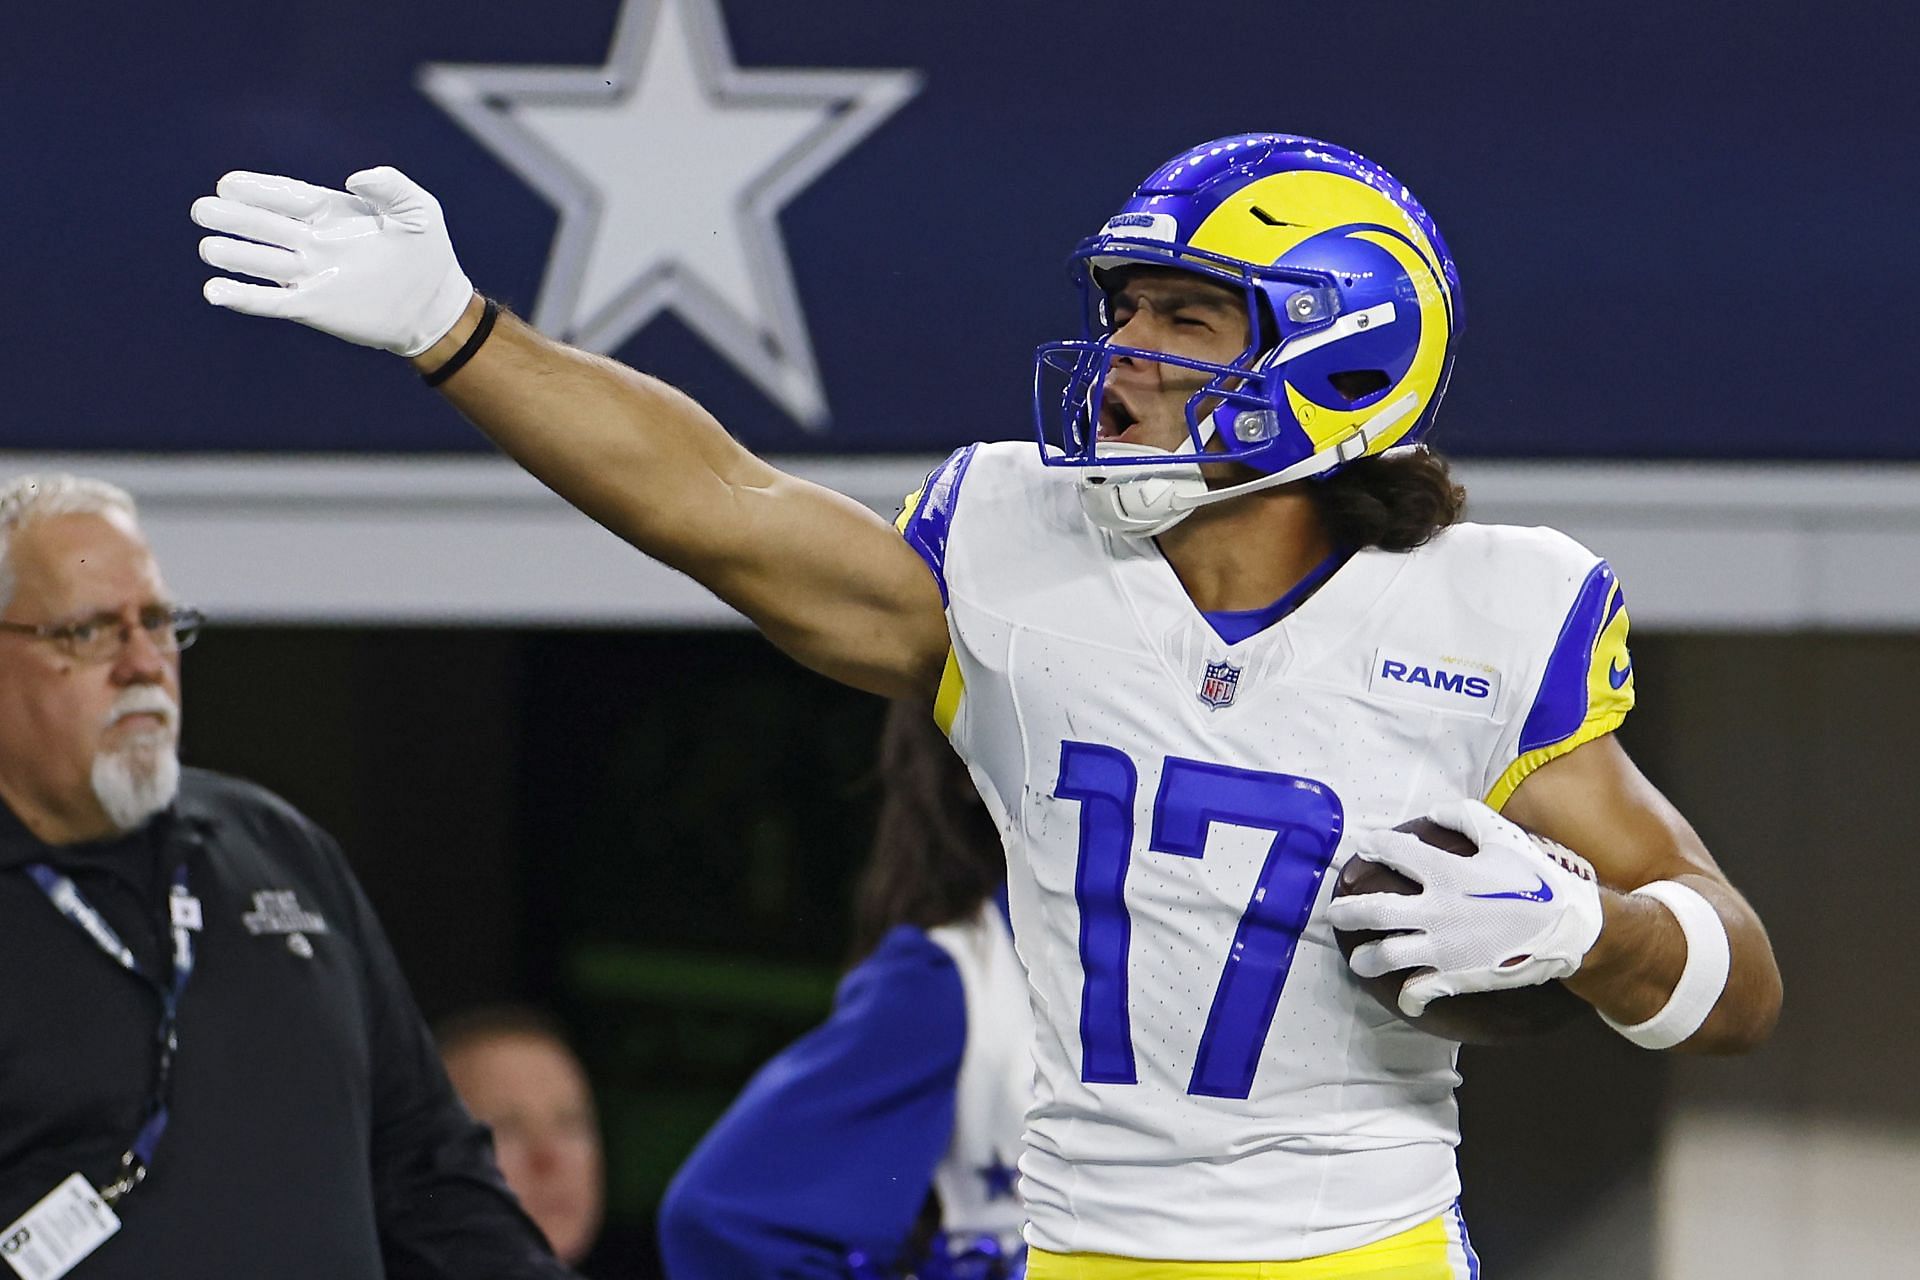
194, 168, 949, 699
411, 295, 949, 698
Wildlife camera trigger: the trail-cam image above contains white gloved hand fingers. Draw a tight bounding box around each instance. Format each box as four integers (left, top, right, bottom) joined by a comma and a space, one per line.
215, 171, 367, 221
1350, 828, 1443, 884
1349, 932, 1434, 980
1425, 797, 1600, 903
1405, 967, 1496, 1012
1338, 799, 1604, 1019
305, 211, 388, 247
1325, 891, 1428, 934
190, 196, 310, 252
203, 277, 300, 319
1424, 797, 1513, 852
342, 165, 471, 354
345, 166, 436, 223
1398, 969, 1458, 1017
1403, 956, 1563, 1018
195, 165, 472, 355
199, 235, 303, 285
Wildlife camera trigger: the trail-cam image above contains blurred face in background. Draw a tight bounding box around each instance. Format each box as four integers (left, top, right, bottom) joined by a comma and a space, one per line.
0, 511, 182, 842
445, 1032, 605, 1265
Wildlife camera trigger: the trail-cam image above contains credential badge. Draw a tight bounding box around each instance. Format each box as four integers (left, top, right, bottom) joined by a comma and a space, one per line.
1198, 660, 1241, 709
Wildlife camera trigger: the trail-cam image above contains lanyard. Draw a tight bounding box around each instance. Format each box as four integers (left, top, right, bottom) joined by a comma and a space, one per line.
25, 860, 198, 1205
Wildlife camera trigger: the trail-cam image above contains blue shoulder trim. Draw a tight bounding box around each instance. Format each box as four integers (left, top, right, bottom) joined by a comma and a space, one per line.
897, 445, 979, 606
1518, 561, 1623, 754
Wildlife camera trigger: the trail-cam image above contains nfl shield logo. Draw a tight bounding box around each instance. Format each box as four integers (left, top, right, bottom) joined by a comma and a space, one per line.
1198, 660, 1241, 709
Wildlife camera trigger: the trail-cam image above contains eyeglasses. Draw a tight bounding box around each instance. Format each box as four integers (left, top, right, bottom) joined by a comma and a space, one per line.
0, 605, 204, 663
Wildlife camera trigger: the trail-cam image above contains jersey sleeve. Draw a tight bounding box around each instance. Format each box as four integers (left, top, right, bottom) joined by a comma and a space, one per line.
896, 445, 980, 606
656, 925, 967, 1278
1485, 559, 1635, 810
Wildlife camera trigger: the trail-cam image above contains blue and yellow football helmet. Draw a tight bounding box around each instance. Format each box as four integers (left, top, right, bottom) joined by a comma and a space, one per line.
1033, 134, 1462, 535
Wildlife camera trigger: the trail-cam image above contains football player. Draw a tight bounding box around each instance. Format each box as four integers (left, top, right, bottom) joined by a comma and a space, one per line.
192, 134, 1781, 1277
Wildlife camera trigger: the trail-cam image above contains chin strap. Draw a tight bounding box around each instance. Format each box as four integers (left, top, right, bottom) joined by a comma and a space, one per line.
1075, 393, 1420, 537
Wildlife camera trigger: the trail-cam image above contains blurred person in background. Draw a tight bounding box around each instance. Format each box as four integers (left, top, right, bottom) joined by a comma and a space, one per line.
658, 699, 1030, 1279
438, 1007, 606, 1270
0, 473, 571, 1280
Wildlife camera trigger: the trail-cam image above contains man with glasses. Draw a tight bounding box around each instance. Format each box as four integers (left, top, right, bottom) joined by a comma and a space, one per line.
0, 473, 572, 1280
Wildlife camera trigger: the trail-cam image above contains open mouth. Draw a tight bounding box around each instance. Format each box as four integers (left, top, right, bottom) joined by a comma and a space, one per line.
1097, 393, 1141, 440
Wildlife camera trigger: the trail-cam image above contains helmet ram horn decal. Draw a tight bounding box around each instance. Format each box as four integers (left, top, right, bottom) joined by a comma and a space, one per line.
1032, 133, 1461, 536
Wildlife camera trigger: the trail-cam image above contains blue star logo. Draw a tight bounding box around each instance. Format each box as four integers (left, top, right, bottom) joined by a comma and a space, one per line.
976, 1152, 1018, 1201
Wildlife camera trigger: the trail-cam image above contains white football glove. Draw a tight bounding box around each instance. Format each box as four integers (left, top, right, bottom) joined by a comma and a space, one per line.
1325, 798, 1604, 1018
192, 167, 473, 357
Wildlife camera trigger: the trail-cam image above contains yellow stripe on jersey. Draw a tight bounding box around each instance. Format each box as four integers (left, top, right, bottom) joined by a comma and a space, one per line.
895, 483, 926, 533
1486, 571, 1635, 812
1027, 1212, 1469, 1279
933, 647, 965, 735
1483, 706, 1628, 812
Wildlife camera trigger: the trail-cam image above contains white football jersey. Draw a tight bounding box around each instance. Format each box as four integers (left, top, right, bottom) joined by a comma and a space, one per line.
898, 442, 1634, 1261
925, 899, 1033, 1255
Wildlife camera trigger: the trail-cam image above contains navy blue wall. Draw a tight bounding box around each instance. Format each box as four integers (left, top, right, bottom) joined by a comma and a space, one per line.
7, 0, 1914, 458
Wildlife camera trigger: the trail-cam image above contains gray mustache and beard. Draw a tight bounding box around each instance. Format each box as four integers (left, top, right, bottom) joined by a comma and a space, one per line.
92, 686, 181, 831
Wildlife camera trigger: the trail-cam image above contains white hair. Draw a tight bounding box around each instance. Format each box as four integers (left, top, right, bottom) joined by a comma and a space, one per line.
92, 689, 183, 831
0, 474, 141, 613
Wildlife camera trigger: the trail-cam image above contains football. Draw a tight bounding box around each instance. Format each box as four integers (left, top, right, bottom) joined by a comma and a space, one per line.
1333, 817, 1586, 1044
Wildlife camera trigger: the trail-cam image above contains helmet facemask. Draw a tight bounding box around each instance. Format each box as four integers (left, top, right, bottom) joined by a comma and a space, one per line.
1031, 134, 1460, 537
1039, 244, 1337, 467
1036, 243, 1418, 536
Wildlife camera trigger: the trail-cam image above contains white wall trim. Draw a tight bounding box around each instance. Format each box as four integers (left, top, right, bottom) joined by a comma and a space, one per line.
5, 452, 1919, 629
1657, 1109, 1920, 1279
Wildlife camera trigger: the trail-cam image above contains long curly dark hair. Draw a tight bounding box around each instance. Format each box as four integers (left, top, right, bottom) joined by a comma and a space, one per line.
848, 700, 1005, 961
1308, 446, 1467, 552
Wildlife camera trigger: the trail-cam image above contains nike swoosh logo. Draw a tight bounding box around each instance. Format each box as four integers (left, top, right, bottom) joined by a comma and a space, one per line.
1250, 205, 1304, 227
1608, 658, 1632, 689
1470, 877, 1555, 904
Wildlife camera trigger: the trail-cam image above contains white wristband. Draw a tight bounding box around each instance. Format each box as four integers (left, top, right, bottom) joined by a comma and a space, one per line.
1599, 880, 1731, 1050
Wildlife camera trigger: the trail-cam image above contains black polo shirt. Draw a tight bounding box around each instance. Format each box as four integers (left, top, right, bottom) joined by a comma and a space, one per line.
0, 767, 571, 1279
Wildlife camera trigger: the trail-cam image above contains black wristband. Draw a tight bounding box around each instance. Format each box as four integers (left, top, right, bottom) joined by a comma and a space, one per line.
421, 297, 500, 388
